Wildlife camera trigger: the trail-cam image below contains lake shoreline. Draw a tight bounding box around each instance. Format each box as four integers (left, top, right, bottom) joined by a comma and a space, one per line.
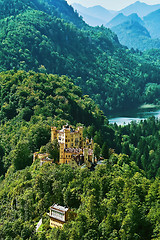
139, 104, 160, 109
108, 104, 160, 125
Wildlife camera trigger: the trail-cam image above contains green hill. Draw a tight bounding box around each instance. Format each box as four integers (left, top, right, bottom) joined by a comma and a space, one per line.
0, 70, 114, 175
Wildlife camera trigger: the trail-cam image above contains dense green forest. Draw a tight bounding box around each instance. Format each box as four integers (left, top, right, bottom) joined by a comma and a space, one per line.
0, 71, 160, 239
112, 117, 160, 178
0, 0, 160, 114
0, 153, 160, 240
0, 0, 84, 27
0, 70, 113, 175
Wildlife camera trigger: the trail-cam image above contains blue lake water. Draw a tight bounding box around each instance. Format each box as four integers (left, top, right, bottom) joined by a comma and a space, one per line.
109, 107, 160, 125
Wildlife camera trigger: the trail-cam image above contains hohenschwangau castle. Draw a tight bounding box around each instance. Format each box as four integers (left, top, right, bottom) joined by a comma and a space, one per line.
34, 125, 95, 168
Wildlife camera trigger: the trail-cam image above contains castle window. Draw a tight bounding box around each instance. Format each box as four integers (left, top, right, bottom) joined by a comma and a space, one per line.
66, 144, 67, 148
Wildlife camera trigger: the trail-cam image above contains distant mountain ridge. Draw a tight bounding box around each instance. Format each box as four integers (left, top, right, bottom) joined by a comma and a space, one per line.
71, 1, 160, 51
72, 3, 115, 26
72, 1, 160, 27
106, 13, 144, 28
108, 11, 160, 51
119, 1, 160, 17
111, 21, 160, 51
144, 9, 160, 39
104, 2, 160, 51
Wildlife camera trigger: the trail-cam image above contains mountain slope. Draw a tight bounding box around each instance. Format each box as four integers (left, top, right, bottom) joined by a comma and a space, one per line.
106, 13, 128, 28
144, 9, 160, 39
106, 12, 144, 28
112, 20, 150, 40
86, 5, 114, 22
119, 1, 160, 17
106, 11, 160, 51
112, 20, 160, 51
72, 3, 105, 27
0, 0, 85, 27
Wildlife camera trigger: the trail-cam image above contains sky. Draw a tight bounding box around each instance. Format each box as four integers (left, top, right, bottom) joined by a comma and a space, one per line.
66, 0, 160, 10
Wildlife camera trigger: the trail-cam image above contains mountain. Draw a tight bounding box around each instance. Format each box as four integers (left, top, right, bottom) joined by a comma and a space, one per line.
106, 13, 128, 28
106, 12, 144, 28
72, 4, 106, 27
86, 5, 114, 22
112, 20, 150, 40
72, 3, 115, 26
0, 0, 85, 27
119, 1, 160, 17
106, 12, 160, 51
112, 21, 160, 51
128, 13, 144, 25
144, 9, 160, 39
79, 13, 104, 27
0, 7, 122, 114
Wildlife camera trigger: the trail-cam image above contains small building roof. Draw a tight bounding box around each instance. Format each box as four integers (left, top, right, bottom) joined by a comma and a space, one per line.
51, 204, 69, 212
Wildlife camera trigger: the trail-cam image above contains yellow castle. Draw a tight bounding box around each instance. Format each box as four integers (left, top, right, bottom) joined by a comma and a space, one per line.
51, 125, 94, 167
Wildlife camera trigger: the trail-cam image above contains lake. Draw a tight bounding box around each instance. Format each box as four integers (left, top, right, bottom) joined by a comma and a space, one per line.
109, 105, 160, 125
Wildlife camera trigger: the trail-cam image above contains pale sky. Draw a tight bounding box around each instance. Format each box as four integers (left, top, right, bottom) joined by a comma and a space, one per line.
66, 0, 160, 10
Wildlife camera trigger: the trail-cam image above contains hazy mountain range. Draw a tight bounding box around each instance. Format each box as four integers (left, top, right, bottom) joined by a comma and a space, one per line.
72, 3, 115, 26
72, 1, 160, 50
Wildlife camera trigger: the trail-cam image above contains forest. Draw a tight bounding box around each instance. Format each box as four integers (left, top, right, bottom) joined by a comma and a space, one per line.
0, 71, 160, 240
0, 152, 160, 240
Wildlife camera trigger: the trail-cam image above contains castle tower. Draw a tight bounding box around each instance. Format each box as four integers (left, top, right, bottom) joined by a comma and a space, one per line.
59, 143, 65, 164
91, 138, 94, 149
83, 148, 89, 164
51, 127, 57, 142
77, 127, 83, 148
